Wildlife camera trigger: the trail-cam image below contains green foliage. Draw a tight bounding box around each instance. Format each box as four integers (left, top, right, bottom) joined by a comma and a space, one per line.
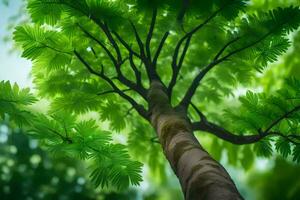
0, 124, 100, 200
28, 113, 143, 190
7, 0, 300, 194
275, 138, 291, 158
225, 6, 300, 72
14, 25, 72, 68
90, 144, 142, 189
0, 81, 143, 190
254, 139, 273, 158
0, 81, 36, 126
127, 121, 166, 180
99, 101, 127, 132
225, 78, 300, 161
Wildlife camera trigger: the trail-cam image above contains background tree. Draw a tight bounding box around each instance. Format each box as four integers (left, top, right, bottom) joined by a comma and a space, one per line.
1, 0, 300, 199
0, 122, 99, 200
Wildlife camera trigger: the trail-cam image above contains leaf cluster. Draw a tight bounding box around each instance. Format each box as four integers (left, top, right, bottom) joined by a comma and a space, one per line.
224, 78, 300, 162
0, 81, 36, 126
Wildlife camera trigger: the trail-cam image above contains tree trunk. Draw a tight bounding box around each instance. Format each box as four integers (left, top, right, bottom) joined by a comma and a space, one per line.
148, 81, 243, 200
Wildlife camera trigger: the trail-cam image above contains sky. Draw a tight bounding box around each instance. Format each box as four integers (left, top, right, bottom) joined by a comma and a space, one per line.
0, 0, 32, 87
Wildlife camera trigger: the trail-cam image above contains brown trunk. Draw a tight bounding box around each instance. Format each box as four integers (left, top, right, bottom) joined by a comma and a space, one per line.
148, 81, 243, 200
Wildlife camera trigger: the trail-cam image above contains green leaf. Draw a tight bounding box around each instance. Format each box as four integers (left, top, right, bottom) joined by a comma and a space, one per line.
90, 144, 143, 189
0, 81, 37, 126
254, 139, 273, 158
99, 101, 126, 132
14, 25, 72, 62
28, 0, 65, 25
50, 92, 102, 114
275, 138, 291, 158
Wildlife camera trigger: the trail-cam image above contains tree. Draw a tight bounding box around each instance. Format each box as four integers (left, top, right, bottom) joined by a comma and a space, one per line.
1, 0, 300, 199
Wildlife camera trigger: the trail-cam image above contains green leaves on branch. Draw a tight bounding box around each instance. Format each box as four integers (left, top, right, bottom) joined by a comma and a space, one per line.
99, 101, 127, 132
0, 81, 143, 189
29, 113, 143, 189
227, 6, 300, 70
14, 25, 72, 69
0, 81, 36, 105
275, 138, 291, 158
0, 81, 36, 126
224, 78, 300, 161
90, 144, 143, 189
254, 139, 273, 158
27, 0, 125, 27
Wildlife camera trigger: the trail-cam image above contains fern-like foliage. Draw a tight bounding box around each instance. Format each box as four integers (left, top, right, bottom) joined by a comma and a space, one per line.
14, 25, 72, 69
224, 78, 300, 161
0, 81, 143, 190
28, 113, 143, 189
0, 81, 36, 126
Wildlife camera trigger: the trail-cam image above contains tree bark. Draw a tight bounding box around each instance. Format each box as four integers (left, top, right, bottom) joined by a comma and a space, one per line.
148, 81, 243, 200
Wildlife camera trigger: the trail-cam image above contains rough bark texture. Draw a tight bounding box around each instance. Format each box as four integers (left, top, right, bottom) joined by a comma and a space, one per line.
148, 81, 243, 200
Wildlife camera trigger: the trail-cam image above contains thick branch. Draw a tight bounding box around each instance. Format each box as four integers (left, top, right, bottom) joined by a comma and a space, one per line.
192, 121, 300, 145
192, 121, 262, 145
192, 105, 300, 145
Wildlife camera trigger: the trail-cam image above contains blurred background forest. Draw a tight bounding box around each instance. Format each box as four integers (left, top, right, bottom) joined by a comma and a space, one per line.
1, 0, 300, 199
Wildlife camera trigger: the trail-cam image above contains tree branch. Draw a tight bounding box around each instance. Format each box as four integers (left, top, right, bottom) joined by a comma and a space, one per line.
97, 89, 131, 96
74, 50, 148, 120
129, 51, 142, 86
178, 29, 276, 108
168, 7, 224, 97
79, 24, 148, 100
192, 121, 262, 144
130, 21, 160, 81
168, 35, 192, 96
213, 37, 241, 61
146, 8, 157, 60
264, 105, 300, 133
192, 121, 300, 145
190, 102, 206, 121
112, 30, 142, 59
99, 22, 122, 63
152, 31, 169, 67
78, 24, 118, 66
192, 105, 300, 145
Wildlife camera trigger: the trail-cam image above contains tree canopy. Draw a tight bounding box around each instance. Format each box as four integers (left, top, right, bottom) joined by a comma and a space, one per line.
1, 0, 300, 196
